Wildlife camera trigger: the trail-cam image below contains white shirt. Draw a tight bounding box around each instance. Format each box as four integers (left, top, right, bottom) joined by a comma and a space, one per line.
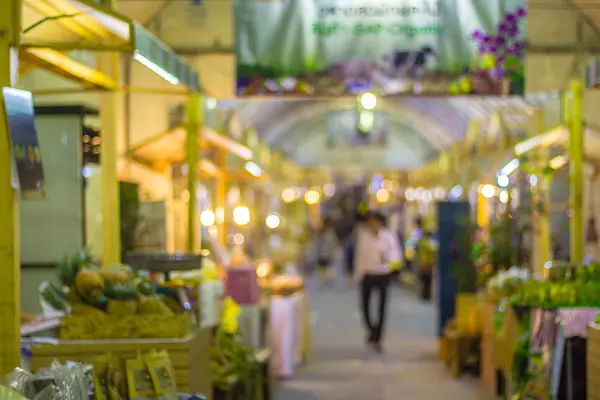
388, 210, 404, 234
354, 226, 402, 280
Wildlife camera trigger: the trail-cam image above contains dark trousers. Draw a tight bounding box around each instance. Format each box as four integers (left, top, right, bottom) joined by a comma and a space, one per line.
344, 244, 355, 276
419, 272, 432, 300
360, 274, 391, 343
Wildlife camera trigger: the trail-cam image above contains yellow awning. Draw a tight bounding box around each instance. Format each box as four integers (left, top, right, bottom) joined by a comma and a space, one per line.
22, 0, 131, 51
514, 123, 600, 163
19, 48, 116, 89
21, 0, 200, 91
130, 125, 255, 172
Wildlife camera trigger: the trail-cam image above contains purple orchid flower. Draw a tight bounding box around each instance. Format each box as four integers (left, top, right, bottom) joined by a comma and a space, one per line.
490, 66, 504, 81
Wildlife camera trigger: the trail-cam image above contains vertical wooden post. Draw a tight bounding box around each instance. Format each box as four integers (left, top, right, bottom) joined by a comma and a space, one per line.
569, 80, 584, 263
98, 0, 121, 264
186, 93, 201, 251
0, 0, 21, 375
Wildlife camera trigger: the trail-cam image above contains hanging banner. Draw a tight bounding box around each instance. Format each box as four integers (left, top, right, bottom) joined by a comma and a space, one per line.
2, 87, 46, 200
235, 0, 527, 97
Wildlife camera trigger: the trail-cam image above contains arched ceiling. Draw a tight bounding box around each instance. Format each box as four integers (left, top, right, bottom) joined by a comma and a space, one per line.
113, 1, 559, 169
226, 92, 557, 153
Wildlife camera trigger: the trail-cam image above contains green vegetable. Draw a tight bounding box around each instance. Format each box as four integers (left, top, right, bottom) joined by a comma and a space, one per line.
57, 256, 79, 286
82, 288, 109, 308
134, 277, 155, 296
40, 282, 68, 311
74, 248, 93, 267
576, 266, 589, 283
104, 283, 138, 300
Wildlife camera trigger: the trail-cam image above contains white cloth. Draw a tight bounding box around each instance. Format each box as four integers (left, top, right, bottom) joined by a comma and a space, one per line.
558, 308, 599, 338
270, 293, 304, 377
353, 227, 402, 280
388, 211, 401, 234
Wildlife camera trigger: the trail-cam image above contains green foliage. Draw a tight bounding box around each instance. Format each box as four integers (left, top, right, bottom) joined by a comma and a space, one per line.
210, 328, 259, 397
451, 217, 478, 293
303, 53, 322, 73
489, 214, 515, 270
238, 64, 281, 79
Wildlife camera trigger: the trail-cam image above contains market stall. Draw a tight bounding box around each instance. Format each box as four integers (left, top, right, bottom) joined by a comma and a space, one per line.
482, 261, 600, 399
0, 0, 207, 377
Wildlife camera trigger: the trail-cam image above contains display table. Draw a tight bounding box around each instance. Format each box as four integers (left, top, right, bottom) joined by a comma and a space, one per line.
270, 291, 306, 378
21, 318, 60, 337
29, 329, 212, 397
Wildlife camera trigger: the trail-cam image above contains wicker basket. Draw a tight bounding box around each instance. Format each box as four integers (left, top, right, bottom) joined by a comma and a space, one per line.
60, 314, 192, 340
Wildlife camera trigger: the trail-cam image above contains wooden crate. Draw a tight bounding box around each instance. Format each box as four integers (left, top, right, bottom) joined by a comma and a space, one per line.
455, 293, 481, 335
588, 325, 600, 400
480, 300, 497, 395
59, 314, 192, 340
493, 304, 521, 397
30, 329, 212, 399
443, 320, 480, 378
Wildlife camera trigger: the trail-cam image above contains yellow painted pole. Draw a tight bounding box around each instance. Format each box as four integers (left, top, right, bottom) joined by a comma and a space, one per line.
569, 80, 584, 263
477, 191, 489, 229
0, 0, 20, 375
530, 109, 550, 273
215, 148, 227, 247
186, 93, 201, 251
98, 0, 121, 264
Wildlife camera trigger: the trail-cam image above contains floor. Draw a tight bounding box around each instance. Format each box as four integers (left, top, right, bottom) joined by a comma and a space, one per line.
275, 273, 488, 400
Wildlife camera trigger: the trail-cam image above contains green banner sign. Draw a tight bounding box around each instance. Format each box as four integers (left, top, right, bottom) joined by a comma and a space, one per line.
235, 0, 527, 97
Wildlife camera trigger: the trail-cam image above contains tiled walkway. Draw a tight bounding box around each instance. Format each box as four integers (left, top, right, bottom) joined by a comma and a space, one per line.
276, 279, 487, 400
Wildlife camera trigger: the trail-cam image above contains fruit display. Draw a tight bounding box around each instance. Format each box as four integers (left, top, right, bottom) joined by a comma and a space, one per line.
510, 262, 600, 308
41, 248, 192, 339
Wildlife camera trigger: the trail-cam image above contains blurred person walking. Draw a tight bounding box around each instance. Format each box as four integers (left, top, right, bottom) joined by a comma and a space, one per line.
415, 231, 436, 300
354, 211, 402, 354
311, 218, 339, 286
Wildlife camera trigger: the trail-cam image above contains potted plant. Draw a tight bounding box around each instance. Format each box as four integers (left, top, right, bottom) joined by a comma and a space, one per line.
450, 7, 527, 95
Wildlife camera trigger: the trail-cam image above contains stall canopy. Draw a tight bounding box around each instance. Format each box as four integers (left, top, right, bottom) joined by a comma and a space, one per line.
21, 0, 200, 91
514, 124, 600, 164
130, 126, 265, 180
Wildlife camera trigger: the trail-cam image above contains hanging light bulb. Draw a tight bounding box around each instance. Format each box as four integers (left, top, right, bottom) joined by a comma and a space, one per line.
359, 92, 377, 110
265, 214, 281, 229
281, 188, 296, 203
200, 209, 216, 226
376, 188, 390, 203
233, 206, 250, 225
304, 189, 320, 205
480, 184, 496, 199
497, 174, 510, 188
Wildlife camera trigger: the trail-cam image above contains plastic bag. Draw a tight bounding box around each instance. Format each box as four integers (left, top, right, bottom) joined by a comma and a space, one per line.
5, 367, 36, 398
32, 361, 89, 400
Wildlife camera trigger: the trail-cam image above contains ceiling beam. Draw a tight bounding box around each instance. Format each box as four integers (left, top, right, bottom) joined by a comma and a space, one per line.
173, 45, 234, 55
527, 44, 600, 54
